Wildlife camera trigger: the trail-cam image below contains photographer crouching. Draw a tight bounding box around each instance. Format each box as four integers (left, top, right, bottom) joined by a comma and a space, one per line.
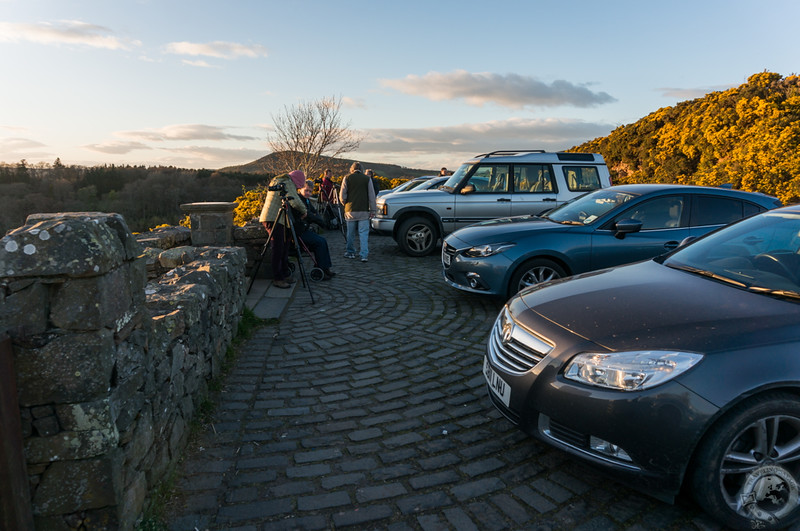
258, 170, 307, 289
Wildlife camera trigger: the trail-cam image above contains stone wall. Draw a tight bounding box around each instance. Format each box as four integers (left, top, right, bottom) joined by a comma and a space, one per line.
0, 212, 247, 530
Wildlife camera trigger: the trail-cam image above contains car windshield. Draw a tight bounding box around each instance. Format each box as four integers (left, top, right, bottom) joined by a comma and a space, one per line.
441, 164, 473, 192
544, 189, 639, 224
664, 210, 800, 297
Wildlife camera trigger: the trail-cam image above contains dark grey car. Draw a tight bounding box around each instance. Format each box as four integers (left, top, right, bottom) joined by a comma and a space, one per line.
483, 204, 800, 529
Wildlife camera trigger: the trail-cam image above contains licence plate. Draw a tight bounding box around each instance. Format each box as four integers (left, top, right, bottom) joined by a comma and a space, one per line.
483, 356, 510, 407
442, 250, 451, 266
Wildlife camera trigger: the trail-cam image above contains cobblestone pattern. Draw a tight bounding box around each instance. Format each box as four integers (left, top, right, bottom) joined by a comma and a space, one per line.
165, 233, 721, 531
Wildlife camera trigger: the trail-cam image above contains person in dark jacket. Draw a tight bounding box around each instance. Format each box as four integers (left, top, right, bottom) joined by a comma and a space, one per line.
340, 162, 376, 262
292, 181, 335, 280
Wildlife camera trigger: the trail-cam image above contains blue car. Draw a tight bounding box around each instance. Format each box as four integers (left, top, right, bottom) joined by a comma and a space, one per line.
442, 184, 781, 299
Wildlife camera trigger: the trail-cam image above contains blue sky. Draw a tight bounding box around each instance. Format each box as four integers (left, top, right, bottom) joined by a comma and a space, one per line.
0, 0, 797, 172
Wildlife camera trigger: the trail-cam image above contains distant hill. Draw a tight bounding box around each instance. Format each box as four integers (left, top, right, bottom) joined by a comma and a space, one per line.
571, 72, 800, 204
219, 152, 437, 181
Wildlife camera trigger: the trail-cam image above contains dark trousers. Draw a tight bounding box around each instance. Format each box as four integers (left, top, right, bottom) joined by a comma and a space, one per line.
299, 230, 332, 270
269, 223, 290, 281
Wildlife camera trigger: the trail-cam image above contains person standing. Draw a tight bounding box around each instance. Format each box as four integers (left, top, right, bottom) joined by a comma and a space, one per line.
340, 161, 376, 262
258, 170, 307, 288
365, 168, 380, 196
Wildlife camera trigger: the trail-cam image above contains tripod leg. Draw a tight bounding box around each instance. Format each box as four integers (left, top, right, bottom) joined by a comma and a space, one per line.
247, 223, 277, 294
283, 204, 315, 305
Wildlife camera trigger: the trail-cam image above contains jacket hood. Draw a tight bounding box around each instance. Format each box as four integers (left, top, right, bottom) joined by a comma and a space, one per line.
514, 260, 800, 354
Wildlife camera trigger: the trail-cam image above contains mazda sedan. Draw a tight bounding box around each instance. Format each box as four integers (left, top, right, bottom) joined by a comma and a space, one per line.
483, 204, 800, 530
443, 184, 781, 299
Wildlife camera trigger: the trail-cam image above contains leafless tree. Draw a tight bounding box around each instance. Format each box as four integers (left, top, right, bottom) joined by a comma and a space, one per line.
267, 95, 364, 179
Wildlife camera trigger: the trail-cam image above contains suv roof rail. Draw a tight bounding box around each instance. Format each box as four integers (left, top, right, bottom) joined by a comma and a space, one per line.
478, 150, 546, 157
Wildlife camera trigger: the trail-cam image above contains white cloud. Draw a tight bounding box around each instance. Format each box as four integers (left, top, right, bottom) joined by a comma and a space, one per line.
160, 145, 266, 163
83, 141, 151, 155
117, 124, 259, 142
342, 96, 366, 109
380, 70, 616, 109
182, 59, 218, 68
164, 40, 268, 60
0, 20, 140, 50
0, 137, 51, 162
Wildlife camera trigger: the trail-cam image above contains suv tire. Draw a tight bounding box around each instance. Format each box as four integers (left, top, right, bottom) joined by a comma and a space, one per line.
397, 216, 437, 257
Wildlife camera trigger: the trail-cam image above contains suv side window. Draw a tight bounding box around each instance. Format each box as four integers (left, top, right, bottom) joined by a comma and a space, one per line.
691, 196, 750, 227
514, 164, 554, 193
466, 164, 509, 193
563, 166, 601, 192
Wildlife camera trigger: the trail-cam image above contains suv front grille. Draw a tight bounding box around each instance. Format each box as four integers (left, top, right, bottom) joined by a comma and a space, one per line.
488, 308, 553, 374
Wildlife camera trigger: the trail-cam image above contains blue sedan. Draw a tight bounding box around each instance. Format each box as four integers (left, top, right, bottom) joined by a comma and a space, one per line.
442, 184, 781, 299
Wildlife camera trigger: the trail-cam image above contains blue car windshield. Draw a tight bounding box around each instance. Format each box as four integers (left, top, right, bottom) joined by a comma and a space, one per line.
665, 211, 800, 296
546, 189, 638, 224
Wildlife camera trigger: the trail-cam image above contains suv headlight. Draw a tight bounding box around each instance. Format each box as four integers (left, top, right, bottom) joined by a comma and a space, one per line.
463, 243, 516, 258
563, 351, 703, 391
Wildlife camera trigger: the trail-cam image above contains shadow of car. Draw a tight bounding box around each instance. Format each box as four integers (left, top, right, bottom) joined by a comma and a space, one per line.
443, 184, 782, 299
483, 203, 800, 530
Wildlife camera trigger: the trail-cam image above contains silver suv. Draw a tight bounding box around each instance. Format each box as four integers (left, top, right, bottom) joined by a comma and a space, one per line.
371, 150, 613, 256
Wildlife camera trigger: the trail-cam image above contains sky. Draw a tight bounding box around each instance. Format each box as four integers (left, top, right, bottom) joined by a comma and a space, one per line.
0, 0, 797, 173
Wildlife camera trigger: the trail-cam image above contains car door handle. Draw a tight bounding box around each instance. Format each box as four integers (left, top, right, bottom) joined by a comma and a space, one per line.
496, 198, 511, 202
542, 198, 557, 202
664, 241, 679, 251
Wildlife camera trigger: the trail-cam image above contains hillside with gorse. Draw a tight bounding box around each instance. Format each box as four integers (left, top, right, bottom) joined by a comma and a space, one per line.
572, 72, 800, 204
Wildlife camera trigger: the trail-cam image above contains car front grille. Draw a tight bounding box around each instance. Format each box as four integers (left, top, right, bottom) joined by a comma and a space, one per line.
442, 242, 457, 262
488, 309, 554, 374
546, 419, 589, 449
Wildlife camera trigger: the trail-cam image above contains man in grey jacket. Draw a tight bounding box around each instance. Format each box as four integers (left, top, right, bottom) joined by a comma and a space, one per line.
340, 161, 377, 262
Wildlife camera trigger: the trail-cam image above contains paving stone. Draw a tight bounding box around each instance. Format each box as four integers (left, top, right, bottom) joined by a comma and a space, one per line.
162, 235, 715, 530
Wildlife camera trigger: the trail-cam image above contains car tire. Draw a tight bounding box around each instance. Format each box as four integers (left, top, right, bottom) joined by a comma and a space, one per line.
397, 216, 437, 256
508, 258, 566, 298
690, 392, 800, 530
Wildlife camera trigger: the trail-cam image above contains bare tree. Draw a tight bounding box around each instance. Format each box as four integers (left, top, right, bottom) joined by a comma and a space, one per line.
267, 95, 364, 179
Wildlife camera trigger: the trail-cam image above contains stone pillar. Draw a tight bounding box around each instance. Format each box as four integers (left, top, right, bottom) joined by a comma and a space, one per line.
180, 202, 237, 246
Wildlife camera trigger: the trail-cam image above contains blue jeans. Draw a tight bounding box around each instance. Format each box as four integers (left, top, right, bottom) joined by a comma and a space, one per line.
346, 219, 370, 259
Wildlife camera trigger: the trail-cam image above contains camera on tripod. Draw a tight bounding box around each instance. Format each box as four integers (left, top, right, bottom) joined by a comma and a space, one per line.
314, 178, 323, 184
268, 182, 286, 192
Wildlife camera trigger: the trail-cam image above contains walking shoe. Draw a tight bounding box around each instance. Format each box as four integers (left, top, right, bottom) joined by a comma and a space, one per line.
344, 252, 356, 259
284, 276, 297, 284
272, 280, 291, 289
322, 269, 335, 280
361, 257, 368, 262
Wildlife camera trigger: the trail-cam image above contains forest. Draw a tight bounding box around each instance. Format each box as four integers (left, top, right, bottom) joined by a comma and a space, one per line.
573, 71, 800, 204
3, 71, 798, 235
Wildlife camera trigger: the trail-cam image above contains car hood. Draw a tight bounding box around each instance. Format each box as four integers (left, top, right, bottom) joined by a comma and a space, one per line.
515, 260, 800, 353
448, 216, 564, 244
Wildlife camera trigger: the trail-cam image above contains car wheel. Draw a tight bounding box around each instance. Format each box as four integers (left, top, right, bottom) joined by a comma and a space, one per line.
508, 258, 566, 298
397, 216, 437, 256
690, 392, 800, 530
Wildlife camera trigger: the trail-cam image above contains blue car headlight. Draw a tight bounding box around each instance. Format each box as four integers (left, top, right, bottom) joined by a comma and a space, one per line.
563, 351, 703, 391
463, 242, 516, 258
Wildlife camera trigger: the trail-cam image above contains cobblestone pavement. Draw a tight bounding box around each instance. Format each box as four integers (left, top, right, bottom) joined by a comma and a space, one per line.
165, 231, 722, 531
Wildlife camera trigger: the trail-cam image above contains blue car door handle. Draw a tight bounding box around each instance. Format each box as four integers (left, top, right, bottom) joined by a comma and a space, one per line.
664, 241, 679, 251
497, 198, 511, 202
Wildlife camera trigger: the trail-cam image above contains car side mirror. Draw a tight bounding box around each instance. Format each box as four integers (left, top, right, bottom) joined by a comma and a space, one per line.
614, 219, 642, 239
461, 184, 476, 195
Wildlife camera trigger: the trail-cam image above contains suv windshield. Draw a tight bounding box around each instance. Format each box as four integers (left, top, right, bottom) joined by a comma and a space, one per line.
665, 211, 800, 296
545, 189, 638, 224
441, 164, 473, 191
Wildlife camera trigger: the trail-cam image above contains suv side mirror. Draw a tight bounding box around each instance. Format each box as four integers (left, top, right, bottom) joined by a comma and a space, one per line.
461, 184, 476, 195
614, 218, 642, 239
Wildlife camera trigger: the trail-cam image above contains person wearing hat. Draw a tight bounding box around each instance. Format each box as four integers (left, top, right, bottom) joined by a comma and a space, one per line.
259, 170, 307, 288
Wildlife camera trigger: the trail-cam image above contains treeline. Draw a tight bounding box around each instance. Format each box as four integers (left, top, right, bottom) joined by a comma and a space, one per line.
574, 72, 800, 204
0, 160, 267, 234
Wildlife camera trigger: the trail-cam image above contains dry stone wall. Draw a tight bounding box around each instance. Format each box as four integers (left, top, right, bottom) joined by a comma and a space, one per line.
0, 212, 247, 530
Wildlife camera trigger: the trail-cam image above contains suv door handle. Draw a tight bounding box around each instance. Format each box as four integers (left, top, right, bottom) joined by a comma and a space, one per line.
496, 198, 511, 202
542, 198, 557, 202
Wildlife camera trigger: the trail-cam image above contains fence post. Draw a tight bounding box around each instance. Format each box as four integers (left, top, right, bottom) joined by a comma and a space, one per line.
0, 332, 35, 530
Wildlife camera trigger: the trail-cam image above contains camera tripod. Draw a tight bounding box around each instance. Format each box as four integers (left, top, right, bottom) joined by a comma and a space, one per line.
247, 189, 315, 304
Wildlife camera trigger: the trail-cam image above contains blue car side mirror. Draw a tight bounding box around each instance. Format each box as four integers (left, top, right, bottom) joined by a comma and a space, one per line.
614, 219, 642, 239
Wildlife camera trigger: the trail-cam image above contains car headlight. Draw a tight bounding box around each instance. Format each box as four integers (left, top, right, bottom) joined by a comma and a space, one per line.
563, 351, 703, 391
463, 243, 516, 258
